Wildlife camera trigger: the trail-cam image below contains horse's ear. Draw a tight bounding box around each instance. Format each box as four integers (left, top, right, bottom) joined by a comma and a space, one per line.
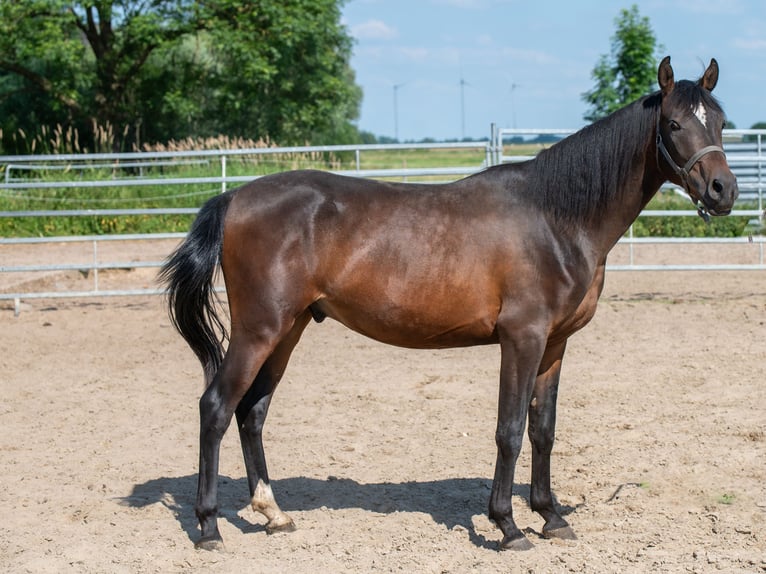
699, 58, 719, 91
658, 56, 674, 95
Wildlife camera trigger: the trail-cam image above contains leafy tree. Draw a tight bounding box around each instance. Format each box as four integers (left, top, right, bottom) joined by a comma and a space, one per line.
744, 121, 766, 143
0, 2, 88, 134
203, 0, 361, 145
582, 5, 662, 123
0, 0, 361, 152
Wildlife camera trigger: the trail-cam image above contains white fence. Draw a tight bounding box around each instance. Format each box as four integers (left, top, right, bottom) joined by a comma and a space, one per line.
1, 129, 765, 306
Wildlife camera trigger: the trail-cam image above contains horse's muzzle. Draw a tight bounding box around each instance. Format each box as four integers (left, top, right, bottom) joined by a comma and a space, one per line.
702, 168, 739, 216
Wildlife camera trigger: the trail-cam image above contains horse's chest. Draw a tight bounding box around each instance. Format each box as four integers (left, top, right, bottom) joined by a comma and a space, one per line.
550, 266, 605, 341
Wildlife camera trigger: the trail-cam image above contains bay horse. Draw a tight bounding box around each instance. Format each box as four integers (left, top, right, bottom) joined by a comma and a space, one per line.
160, 57, 737, 551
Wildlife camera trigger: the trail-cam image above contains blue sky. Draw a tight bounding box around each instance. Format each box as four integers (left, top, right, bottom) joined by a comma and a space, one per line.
341, 0, 766, 141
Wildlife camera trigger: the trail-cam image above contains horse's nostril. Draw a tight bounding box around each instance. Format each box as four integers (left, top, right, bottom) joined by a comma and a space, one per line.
712, 179, 723, 195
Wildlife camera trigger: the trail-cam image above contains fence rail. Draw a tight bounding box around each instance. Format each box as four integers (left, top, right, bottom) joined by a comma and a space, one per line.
2, 127, 765, 307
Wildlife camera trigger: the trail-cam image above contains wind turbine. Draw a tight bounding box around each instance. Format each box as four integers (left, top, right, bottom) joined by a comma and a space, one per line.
510, 82, 521, 129
393, 83, 405, 142
459, 76, 470, 140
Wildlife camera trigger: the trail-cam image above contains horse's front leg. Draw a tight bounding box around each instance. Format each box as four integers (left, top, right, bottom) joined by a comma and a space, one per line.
528, 340, 576, 540
489, 322, 546, 551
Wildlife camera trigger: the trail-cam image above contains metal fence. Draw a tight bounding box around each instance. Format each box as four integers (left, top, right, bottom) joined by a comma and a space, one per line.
2, 128, 765, 307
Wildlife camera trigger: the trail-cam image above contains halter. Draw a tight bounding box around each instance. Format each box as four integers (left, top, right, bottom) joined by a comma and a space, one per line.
655, 110, 726, 221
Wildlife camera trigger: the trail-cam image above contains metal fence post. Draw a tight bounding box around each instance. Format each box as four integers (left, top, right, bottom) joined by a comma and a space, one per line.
93, 240, 99, 292
221, 155, 227, 194
758, 134, 763, 218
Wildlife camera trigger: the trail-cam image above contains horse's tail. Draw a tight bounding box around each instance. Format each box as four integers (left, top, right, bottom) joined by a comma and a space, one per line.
159, 192, 234, 386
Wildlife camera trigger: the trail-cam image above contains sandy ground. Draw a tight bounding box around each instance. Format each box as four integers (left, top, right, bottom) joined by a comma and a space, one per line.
1, 242, 765, 573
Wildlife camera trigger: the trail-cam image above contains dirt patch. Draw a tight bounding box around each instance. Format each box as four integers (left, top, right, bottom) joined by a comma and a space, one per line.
0, 262, 764, 573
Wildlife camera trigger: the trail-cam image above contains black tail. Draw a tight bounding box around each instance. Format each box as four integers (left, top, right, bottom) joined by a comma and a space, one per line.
159, 192, 234, 386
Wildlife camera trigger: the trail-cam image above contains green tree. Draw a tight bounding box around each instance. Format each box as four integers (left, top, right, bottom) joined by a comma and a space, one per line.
203, 0, 362, 145
744, 121, 766, 143
0, 0, 362, 152
582, 5, 662, 123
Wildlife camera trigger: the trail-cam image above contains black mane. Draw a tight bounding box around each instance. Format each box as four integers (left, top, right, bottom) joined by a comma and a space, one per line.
522, 92, 660, 223
505, 78, 722, 224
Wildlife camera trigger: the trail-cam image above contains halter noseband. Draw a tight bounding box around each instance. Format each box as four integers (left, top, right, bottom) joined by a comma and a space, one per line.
655, 111, 726, 221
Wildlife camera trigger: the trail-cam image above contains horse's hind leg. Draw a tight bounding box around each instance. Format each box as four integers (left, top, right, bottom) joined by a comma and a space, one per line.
528, 341, 576, 540
195, 323, 294, 551
236, 311, 311, 534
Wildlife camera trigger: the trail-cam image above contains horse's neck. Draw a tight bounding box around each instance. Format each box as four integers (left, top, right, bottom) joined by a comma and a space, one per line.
586, 105, 665, 254
595, 169, 663, 255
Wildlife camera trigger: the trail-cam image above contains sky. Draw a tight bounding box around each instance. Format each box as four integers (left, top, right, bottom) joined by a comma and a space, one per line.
341, 0, 766, 141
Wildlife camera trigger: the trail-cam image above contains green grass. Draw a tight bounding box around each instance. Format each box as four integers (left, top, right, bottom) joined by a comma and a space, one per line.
717, 492, 736, 505
357, 146, 487, 170
632, 191, 751, 237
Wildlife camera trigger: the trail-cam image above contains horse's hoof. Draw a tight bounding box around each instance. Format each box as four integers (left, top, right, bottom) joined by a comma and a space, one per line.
195, 537, 226, 552
265, 517, 296, 535
499, 534, 534, 551
543, 525, 577, 541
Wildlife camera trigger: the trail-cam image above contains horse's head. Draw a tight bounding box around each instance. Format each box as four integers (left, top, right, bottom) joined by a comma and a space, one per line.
656, 56, 738, 217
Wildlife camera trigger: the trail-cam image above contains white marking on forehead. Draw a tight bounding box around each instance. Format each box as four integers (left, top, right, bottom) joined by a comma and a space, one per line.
692, 103, 707, 128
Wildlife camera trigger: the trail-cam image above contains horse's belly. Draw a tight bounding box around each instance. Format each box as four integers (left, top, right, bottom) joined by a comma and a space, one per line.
315, 298, 500, 349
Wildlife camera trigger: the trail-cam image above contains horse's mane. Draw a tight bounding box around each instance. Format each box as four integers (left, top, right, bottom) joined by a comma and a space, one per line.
523, 93, 660, 223
505, 79, 723, 224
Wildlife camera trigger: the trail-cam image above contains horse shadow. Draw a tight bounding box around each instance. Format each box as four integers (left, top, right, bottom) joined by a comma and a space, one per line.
119, 474, 579, 550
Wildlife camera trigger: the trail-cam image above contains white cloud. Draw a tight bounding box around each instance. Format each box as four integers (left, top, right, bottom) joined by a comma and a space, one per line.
733, 37, 766, 51
476, 34, 493, 47
432, 0, 483, 7
676, 0, 744, 15
430, 0, 515, 8
398, 47, 430, 62
351, 19, 398, 40
500, 46, 556, 66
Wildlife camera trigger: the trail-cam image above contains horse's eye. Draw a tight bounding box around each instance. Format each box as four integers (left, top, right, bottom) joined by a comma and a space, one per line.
669, 120, 681, 131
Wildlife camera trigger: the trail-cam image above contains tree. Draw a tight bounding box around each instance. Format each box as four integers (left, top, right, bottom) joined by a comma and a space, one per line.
0, 0, 361, 152
582, 5, 662, 123
744, 121, 766, 143
202, 0, 362, 145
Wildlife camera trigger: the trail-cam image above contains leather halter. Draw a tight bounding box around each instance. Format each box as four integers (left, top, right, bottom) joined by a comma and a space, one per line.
655, 111, 725, 190
655, 110, 726, 221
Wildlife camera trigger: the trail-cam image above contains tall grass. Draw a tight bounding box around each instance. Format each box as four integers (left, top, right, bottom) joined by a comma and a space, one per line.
2, 121, 131, 155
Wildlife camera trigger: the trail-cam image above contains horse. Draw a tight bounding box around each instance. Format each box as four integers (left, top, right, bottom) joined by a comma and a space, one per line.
160, 56, 737, 551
